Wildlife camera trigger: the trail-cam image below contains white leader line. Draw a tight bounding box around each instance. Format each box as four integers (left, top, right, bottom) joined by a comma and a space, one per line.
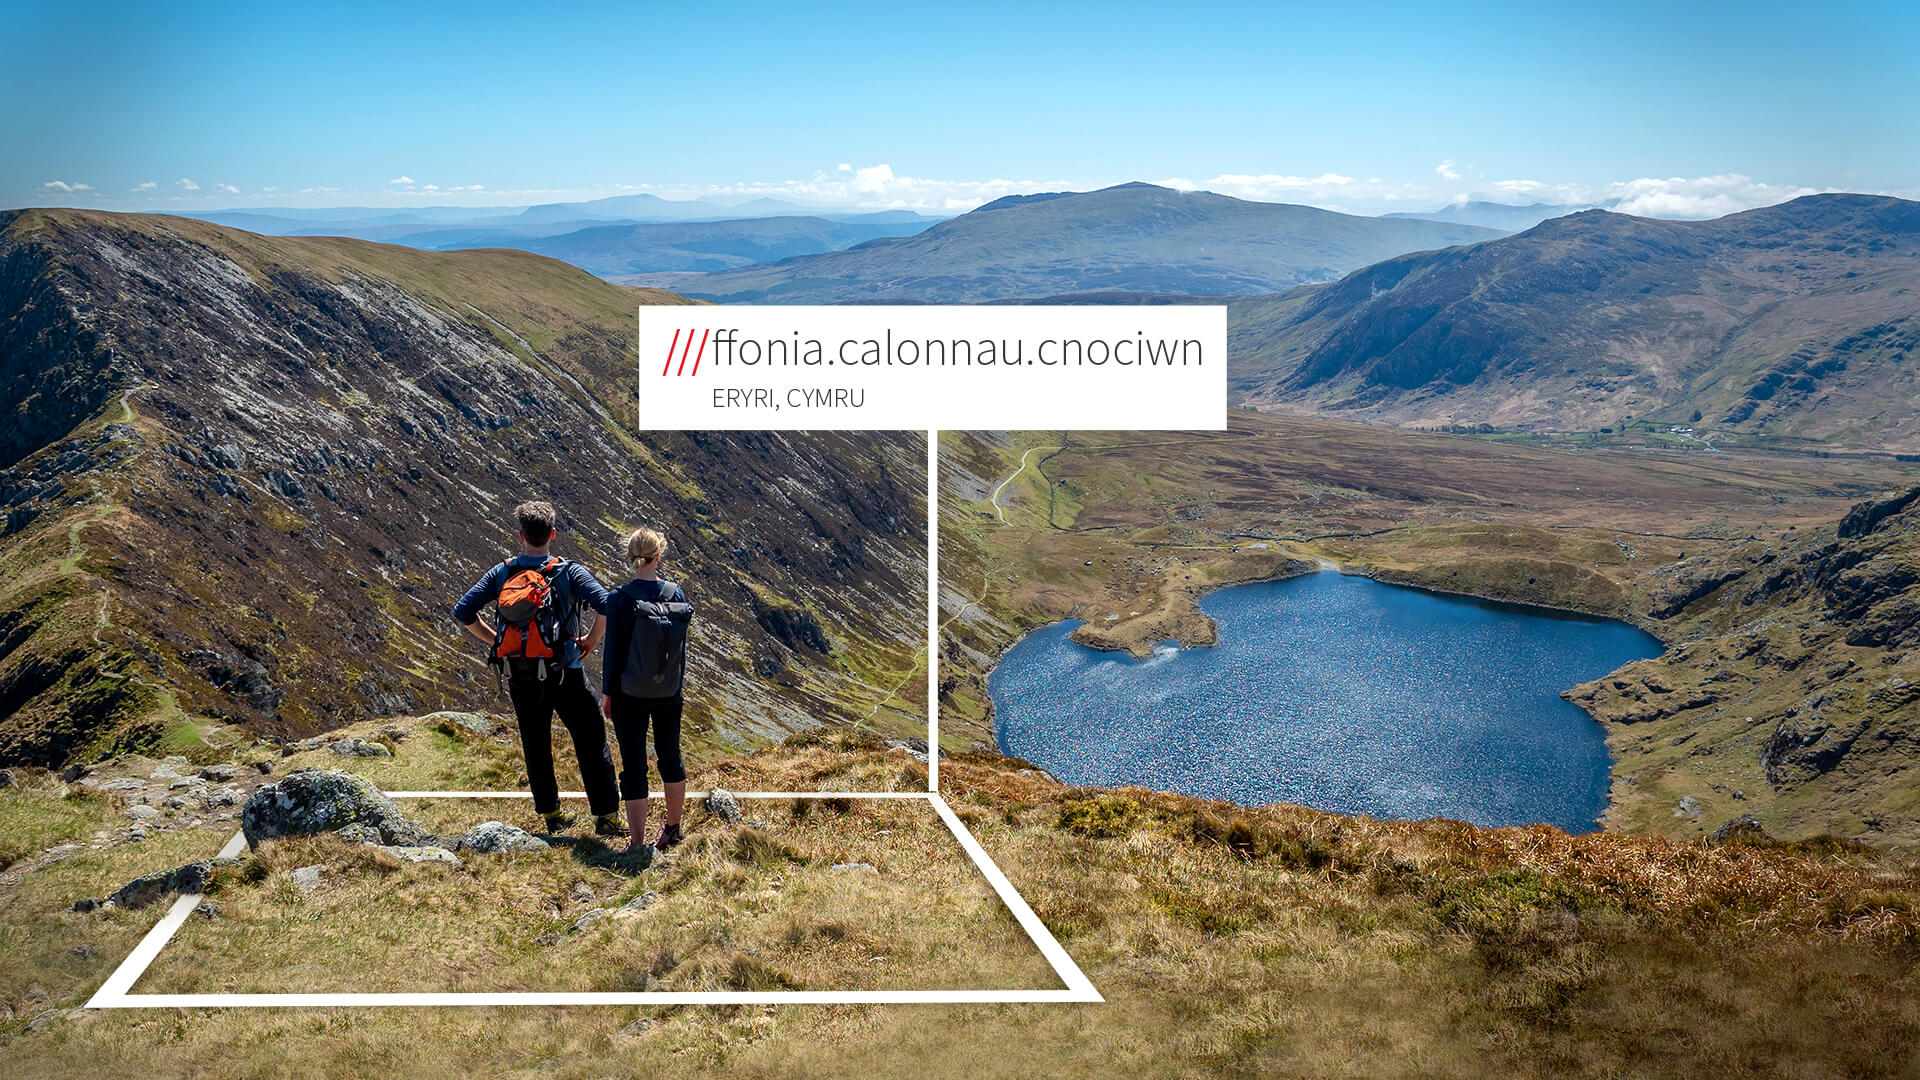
85, 792, 1100, 1008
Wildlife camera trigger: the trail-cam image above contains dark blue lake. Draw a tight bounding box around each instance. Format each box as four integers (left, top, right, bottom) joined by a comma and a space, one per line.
989, 572, 1663, 833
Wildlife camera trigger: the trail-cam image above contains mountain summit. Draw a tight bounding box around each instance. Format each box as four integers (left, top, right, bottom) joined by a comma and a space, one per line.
651, 183, 1503, 302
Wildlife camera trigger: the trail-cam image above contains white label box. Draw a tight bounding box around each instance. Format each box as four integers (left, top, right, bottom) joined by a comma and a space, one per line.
638, 305, 1227, 431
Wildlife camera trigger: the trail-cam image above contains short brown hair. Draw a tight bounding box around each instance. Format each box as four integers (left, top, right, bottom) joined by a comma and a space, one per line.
626, 525, 668, 567
514, 501, 557, 546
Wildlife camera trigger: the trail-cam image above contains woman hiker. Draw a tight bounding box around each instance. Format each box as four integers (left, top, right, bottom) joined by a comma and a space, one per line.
601, 525, 693, 864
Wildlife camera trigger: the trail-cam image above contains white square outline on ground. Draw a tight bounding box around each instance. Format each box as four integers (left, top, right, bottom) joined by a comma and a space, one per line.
89, 432, 1101, 1006
85, 790, 1101, 1007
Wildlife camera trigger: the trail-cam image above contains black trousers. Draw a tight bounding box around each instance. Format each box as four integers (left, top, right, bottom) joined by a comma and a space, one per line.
505, 666, 620, 817
610, 692, 686, 799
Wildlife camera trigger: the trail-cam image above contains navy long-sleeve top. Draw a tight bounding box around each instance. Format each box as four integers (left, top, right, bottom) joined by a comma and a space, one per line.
603, 578, 688, 693
452, 554, 611, 670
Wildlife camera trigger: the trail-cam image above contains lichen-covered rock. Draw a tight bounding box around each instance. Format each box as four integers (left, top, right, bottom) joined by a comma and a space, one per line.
241, 768, 434, 849
109, 860, 212, 909
329, 737, 391, 758
374, 845, 459, 865
452, 821, 549, 854
335, 822, 383, 845
425, 711, 498, 737
707, 789, 742, 824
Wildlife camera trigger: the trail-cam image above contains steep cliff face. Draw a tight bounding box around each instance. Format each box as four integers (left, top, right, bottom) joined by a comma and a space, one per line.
0, 209, 926, 767
1571, 486, 1920, 844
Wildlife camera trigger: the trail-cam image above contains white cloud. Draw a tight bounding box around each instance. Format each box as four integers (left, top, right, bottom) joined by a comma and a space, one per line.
388, 175, 415, 186
836, 163, 852, 172
1435, 160, 1461, 181
177, 178, 198, 190
1599, 174, 1824, 219
215, 183, 240, 195
422, 183, 439, 191
41, 180, 92, 192
132, 180, 157, 191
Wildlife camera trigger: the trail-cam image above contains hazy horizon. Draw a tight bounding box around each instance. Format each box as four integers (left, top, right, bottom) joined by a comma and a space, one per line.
7, 1, 1916, 219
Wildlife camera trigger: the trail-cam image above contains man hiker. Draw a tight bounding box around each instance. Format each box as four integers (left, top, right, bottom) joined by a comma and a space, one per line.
453, 500, 625, 836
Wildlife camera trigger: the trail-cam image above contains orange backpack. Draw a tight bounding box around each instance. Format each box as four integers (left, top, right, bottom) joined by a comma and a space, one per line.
493, 556, 570, 676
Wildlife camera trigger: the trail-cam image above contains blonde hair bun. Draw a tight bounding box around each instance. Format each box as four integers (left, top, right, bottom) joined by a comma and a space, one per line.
626, 525, 668, 567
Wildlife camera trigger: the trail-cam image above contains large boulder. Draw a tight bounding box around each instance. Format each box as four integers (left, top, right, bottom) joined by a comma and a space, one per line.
241, 768, 434, 849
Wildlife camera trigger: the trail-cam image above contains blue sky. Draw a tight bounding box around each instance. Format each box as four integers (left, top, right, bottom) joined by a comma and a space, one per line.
5, 0, 1916, 216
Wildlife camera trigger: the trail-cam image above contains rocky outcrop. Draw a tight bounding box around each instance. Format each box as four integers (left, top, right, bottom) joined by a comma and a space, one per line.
108, 860, 212, 909
240, 768, 434, 849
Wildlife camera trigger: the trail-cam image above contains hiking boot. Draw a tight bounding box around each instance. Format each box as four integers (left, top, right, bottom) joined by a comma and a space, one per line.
593, 813, 628, 838
654, 823, 684, 851
540, 809, 577, 833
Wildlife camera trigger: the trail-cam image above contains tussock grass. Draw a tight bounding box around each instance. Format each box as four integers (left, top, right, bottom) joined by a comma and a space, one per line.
8, 735, 1920, 1077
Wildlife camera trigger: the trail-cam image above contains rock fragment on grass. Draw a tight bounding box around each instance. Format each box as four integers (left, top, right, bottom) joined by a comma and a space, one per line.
109, 861, 212, 909
329, 737, 391, 758
1709, 814, 1771, 844
707, 789, 742, 824
453, 821, 550, 854
424, 711, 498, 737
374, 845, 460, 865
291, 865, 323, 892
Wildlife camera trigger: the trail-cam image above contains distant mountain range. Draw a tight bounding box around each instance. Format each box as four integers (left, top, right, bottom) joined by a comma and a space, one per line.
644, 183, 1505, 302
172, 200, 947, 277
1233, 194, 1920, 451
1383, 200, 1589, 231
439, 216, 935, 276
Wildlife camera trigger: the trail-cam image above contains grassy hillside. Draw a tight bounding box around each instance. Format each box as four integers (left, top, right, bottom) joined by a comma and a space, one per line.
2, 727, 1916, 1077
938, 414, 1920, 845
0, 209, 927, 769
1232, 195, 1920, 452
648, 183, 1500, 303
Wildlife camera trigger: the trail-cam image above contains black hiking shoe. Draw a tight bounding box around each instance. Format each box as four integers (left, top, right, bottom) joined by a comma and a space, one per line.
593, 813, 628, 838
654, 823, 684, 851
541, 809, 577, 833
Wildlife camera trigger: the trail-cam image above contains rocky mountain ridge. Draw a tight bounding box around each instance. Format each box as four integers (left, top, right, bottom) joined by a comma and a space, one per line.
0, 209, 926, 768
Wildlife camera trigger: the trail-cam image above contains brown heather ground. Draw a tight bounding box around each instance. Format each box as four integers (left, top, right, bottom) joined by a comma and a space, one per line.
3, 729, 1919, 1078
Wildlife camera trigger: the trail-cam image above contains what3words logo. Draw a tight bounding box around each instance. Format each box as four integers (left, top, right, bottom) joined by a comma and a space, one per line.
660, 328, 709, 377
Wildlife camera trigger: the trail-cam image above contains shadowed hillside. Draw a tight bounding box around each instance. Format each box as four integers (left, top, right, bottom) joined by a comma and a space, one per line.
1234, 195, 1920, 451
0, 209, 927, 768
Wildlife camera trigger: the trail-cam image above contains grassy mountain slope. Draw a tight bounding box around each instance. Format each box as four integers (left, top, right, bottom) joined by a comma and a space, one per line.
3, 729, 1917, 1076
1233, 195, 1920, 451
649, 183, 1502, 303
0, 209, 927, 769
938, 416, 1920, 846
